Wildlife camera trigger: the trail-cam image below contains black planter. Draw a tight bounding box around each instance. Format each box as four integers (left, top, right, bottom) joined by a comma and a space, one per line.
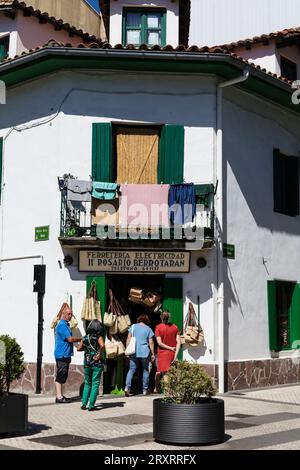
153, 398, 225, 445
0, 393, 28, 434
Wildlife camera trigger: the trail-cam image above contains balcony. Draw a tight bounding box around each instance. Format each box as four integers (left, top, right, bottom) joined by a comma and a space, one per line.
58, 177, 215, 250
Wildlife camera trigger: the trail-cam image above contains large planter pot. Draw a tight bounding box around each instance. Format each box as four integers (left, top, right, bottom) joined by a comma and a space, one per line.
0, 393, 28, 434
153, 398, 225, 445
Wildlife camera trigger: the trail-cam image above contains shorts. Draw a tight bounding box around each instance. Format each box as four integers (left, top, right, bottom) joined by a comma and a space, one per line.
55, 357, 71, 384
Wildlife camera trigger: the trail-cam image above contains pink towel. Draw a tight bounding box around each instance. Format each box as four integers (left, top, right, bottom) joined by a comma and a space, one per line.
119, 184, 170, 228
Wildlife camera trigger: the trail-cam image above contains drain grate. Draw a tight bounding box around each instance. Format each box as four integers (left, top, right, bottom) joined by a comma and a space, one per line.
29, 434, 103, 448
96, 414, 152, 425
228, 413, 256, 419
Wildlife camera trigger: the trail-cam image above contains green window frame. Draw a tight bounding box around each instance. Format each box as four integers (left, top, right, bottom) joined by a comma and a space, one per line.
122, 8, 166, 47
0, 35, 9, 61
163, 278, 183, 361
273, 148, 299, 217
92, 123, 184, 185
268, 280, 300, 352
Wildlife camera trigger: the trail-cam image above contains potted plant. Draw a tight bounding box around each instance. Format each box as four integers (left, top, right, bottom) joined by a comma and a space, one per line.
0, 335, 28, 434
153, 361, 225, 445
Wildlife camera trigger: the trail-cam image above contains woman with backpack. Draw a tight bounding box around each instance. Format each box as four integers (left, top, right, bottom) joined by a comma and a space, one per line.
77, 320, 105, 411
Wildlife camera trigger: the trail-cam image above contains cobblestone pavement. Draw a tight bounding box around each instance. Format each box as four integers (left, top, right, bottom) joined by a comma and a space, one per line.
1, 385, 300, 450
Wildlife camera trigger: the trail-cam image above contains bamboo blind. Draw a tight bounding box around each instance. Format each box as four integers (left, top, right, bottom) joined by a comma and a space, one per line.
116, 127, 159, 184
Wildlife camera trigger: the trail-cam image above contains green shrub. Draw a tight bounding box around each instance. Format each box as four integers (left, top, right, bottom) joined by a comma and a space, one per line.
0, 335, 25, 395
162, 361, 217, 404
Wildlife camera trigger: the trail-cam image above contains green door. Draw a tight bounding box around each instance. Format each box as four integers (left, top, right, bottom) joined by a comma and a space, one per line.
163, 277, 183, 360
86, 275, 110, 392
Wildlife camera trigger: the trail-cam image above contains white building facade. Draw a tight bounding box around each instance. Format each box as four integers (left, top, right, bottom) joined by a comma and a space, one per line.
0, 40, 300, 393
1, 0, 300, 395
189, 0, 300, 47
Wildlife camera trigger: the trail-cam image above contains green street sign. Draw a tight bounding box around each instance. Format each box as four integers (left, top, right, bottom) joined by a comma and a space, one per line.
35, 226, 49, 242
223, 243, 235, 260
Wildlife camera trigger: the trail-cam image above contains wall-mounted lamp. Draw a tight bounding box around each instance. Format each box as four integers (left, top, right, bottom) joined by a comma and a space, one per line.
197, 257, 207, 269
63, 255, 74, 267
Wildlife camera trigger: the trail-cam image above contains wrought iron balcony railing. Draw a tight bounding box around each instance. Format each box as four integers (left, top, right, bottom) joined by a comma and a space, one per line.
58, 177, 215, 242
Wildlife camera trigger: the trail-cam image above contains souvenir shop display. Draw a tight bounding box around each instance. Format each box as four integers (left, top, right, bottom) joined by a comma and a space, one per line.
128, 286, 162, 311
128, 287, 143, 304
51, 302, 78, 330
104, 289, 131, 358
81, 281, 102, 322
181, 302, 204, 346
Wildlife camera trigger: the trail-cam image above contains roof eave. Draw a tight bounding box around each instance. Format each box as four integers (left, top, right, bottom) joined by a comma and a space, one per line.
0, 47, 297, 114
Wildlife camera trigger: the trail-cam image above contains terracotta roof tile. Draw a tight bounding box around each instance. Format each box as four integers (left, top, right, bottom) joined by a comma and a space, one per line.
0, 40, 295, 89
219, 26, 300, 51
0, 0, 102, 43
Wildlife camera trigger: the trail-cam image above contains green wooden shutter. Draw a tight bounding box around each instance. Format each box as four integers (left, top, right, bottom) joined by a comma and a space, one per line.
163, 277, 183, 360
286, 156, 299, 216
267, 280, 279, 352
291, 284, 300, 349
0, 137, 3, 204
0, 45, 5, 61
273, 149, 285, 214
92, 123, 112, 182
158, 125, 184, 184
86, 275, 107, 321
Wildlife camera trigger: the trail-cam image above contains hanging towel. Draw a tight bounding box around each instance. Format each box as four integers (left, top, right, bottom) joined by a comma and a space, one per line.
169, 184, 196, 225
119, 184, 169, 228
67, 179, 92, 202
92, 182, 118, 200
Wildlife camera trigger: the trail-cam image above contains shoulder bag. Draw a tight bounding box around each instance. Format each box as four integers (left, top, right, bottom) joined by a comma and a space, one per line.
125, 324, 136, 356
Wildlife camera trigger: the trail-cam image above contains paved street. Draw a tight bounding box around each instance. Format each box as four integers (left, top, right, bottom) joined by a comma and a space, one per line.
1, 385, 300, 450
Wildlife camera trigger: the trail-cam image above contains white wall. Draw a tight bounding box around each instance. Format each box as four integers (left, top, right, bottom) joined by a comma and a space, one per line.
0, 11, 83, 58
0, 70, 216, 365
234, 43, 277, 75
190, 0, 300, 46
223, 86, 300, 362
182, 250, 217, 365
109, 0, 179, 46
234, 43, 300, 79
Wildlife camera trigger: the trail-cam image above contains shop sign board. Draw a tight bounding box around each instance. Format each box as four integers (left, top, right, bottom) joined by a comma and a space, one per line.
35, 226, 49, 242
223, 243, 235, 260
79, 250, 190, 273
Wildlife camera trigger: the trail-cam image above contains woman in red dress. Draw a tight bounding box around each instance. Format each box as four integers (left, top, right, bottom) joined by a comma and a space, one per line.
155, 311, 181, 392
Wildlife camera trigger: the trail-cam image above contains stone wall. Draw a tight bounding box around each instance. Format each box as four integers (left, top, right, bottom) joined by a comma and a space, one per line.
11, 362, 85, 396
226, 358, 300, 391
10, 358, 300, 395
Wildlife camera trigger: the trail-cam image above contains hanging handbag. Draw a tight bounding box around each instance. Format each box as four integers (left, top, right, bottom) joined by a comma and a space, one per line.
109, 320, 119, 335
104, 309, 116, 328
111, 295, 131, 334
117, 315, 130, 334
141, 292, 162, 308
81, 282, 102, 322
104, 288, 118, 327
128, 287, 143, 304
69, 314, 78, 330
105, 336, 118, 359
52, 303, 78, 329
183, 303, 204, 346
125, 325, 136, 356
115, 337, 126, 357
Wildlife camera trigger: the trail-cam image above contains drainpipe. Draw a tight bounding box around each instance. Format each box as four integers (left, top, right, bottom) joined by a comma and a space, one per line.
216, 69, 249, 394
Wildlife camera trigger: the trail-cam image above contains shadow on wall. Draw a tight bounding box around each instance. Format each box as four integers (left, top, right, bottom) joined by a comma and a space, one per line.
223, 96, 300, 235
0, 72, 216, 130
184, 341, 207, 361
